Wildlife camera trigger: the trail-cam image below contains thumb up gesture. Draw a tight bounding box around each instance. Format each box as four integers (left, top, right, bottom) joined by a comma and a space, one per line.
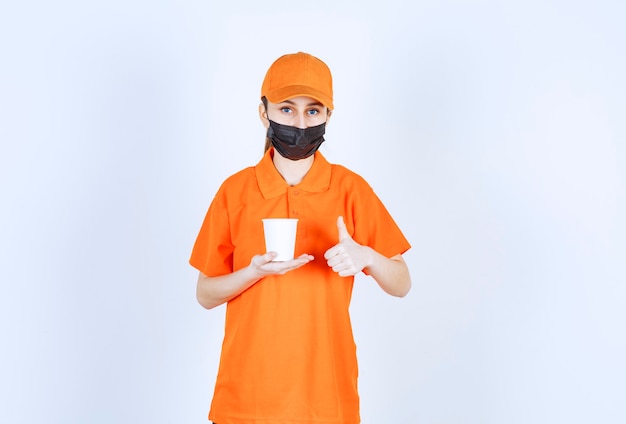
324, 216, 372, 277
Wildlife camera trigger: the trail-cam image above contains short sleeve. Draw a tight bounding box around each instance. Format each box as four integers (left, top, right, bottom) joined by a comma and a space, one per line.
189, 185, 234, 277
352, 186, 411, 264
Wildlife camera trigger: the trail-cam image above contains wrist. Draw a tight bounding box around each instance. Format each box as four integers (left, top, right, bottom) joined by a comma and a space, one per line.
362, 245, 376, 272
244, 261, 264, 283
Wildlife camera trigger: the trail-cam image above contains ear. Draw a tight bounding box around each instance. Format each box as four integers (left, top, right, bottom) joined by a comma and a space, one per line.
259, 103, 270, 129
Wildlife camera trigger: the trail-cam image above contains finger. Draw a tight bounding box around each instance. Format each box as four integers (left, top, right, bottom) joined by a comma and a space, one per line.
252, 252, 276, 267
264, 254, 313, 269
324, 244, 344, 260
331, 260, 356, 277
337, 216, 351, 242
271, 255, 314, 274
295, 253, 315, 261
326, 256, 341, 268
280, 254, 314, 266
338, 268, 357, 277
263, 251, 278, 263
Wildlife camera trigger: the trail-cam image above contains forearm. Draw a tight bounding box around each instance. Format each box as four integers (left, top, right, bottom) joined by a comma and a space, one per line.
196, 253, 315, 309
196, 266, 260, 310
363, 251, 411, 297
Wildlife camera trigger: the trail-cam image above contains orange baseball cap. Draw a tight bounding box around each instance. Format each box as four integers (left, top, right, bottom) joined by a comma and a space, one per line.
261, 52, 334, 110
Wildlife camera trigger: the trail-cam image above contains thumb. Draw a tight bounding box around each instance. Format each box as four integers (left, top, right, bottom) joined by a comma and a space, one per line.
337, 216, 351, 242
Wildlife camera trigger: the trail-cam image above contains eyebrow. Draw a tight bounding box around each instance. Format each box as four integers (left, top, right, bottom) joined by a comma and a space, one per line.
279, 99, 324, 107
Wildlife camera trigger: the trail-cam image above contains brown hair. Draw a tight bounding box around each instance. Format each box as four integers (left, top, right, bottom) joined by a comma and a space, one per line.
261, 97, 272, 153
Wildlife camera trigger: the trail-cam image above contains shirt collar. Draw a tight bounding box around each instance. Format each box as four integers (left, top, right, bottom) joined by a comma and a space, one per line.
255, 148, 332, 199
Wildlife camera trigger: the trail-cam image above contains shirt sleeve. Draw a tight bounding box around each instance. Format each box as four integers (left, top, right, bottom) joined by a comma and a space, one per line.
352, 184, 411, 266
189, 184, 234, 277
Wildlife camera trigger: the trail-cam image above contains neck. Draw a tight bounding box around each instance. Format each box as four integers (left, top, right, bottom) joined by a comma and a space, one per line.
272, 150, 315, 186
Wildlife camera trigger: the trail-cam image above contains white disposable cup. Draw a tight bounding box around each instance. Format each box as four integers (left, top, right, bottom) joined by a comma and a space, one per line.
262, 218, 298, 261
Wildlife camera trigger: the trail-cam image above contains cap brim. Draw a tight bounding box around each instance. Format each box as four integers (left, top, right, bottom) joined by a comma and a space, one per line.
264, 84, 334, 110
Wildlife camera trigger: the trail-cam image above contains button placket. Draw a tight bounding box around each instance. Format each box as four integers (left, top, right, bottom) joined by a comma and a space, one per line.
287, 187, 307, 240
289, 188, 300, 218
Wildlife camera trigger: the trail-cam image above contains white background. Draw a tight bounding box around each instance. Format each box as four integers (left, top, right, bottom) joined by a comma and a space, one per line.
1, 1, 625, 423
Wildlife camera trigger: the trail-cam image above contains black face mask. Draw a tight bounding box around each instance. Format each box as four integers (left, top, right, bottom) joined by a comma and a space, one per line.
267, 120, 326, 160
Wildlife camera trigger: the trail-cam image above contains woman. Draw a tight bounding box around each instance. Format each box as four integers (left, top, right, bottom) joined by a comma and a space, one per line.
190, 51, 411, 424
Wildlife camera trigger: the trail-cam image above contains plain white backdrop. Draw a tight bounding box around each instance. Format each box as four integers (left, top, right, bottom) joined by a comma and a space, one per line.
1, 1, 624, 423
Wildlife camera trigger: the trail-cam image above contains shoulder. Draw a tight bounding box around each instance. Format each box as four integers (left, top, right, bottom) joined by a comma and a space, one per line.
329, 163, 374, 192
222, 165, 256, 186
213, 166, 256, 199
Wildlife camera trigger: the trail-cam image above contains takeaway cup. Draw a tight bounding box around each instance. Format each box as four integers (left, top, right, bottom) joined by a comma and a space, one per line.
262, 218, 298, 261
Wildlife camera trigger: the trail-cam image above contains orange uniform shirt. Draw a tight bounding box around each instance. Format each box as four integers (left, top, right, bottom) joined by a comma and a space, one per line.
190, 149, 411, 424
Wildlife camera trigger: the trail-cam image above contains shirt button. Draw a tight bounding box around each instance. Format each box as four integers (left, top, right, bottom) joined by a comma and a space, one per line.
292, 190, 300, 196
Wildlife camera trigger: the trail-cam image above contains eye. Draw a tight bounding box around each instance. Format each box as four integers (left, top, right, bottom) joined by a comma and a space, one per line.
281, 107, 292, 113
307, 108, 320, 116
